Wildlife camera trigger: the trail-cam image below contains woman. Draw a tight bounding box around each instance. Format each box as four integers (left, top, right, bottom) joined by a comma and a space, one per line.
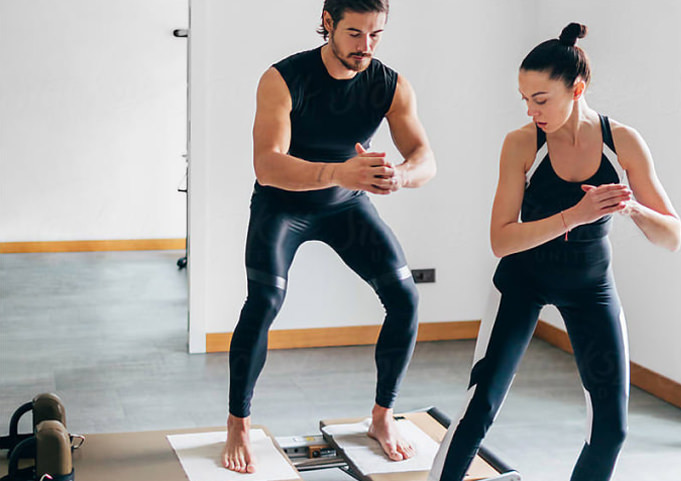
429, 23, 680, 481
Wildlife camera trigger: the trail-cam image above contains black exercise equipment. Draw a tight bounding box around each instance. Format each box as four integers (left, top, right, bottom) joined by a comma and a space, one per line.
1, 420, 74, 481
0, 394, 66, 455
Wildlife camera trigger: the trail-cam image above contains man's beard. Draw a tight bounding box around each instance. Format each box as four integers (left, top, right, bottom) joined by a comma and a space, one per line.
329, 31, 371, 72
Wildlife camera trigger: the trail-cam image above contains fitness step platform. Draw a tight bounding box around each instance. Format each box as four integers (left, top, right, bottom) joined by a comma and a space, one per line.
0, 408, 520, 481
318, 407, 520, 481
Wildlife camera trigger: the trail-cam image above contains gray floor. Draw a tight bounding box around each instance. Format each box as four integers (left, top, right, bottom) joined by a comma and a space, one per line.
1, 251, 680, 480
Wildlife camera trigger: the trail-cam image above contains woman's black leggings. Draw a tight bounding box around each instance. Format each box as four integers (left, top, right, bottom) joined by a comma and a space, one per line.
229, 192, 419, 418
430, 238, 629, 481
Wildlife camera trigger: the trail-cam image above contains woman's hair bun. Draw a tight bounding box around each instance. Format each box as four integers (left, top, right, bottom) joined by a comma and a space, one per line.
559, 22, 588, 47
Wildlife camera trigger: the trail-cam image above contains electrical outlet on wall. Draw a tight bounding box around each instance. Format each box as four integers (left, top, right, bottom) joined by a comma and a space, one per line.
411, 269, 435, 283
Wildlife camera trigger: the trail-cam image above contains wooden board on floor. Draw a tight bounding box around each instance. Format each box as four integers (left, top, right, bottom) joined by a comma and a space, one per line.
0, 425, 302, 481
320, 412, 500, 481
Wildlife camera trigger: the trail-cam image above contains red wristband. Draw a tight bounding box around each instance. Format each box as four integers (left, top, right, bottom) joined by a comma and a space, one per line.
560, 211, 570, 241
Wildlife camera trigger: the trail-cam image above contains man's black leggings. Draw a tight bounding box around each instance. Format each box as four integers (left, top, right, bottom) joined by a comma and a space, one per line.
229, 192, 419, 418
430, 238, 629, 481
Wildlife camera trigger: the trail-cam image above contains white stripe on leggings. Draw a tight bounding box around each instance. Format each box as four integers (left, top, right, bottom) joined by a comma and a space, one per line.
583, 387, 594, 445
428, 286, 502, 480
619, 309, 630, 397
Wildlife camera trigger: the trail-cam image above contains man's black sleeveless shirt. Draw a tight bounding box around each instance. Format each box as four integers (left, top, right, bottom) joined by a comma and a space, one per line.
254, 46, 399, 206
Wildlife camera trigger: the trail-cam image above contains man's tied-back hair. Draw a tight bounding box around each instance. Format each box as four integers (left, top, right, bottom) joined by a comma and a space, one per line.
317, 0, 390, 40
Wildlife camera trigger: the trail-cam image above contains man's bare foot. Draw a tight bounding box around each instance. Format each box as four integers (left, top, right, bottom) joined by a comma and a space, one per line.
367, 404, 416, 461
221, 414, 256, 473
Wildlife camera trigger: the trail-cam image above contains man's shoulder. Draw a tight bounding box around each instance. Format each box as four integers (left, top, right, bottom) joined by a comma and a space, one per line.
368, 56, 397, 76
273, 46, 321, 71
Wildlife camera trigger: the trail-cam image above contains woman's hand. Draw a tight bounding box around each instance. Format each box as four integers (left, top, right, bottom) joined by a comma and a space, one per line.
565, 184, 632, 228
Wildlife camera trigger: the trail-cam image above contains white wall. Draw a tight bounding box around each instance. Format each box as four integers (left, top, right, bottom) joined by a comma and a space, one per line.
0, 0, 188, 242
187, 1, 533, 353
533, 1, 681, 385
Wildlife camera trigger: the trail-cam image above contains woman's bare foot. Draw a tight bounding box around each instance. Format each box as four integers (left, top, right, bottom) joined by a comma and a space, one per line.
367, 404, 416, 461
222, 414, 256, 473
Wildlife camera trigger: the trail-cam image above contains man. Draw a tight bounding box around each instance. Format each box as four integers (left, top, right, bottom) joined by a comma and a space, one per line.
222, 0, 436, 473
